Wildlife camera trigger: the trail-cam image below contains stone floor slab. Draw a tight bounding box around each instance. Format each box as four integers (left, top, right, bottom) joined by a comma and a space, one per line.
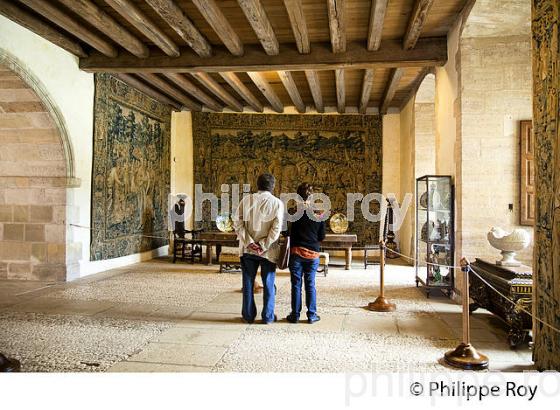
108, 360, 212, 373
155, 326, 243, 346
129, 342, 227, 367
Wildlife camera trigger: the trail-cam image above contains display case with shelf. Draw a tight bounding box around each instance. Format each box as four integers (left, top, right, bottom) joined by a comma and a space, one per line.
415, 175, 455, 297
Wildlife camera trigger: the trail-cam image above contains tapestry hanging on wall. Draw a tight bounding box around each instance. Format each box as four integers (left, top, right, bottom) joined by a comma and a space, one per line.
192, 113, 383, 245
90, 73, 171, 260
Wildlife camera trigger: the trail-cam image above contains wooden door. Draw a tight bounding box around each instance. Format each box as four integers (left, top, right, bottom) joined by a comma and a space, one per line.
520, 120, 534, 226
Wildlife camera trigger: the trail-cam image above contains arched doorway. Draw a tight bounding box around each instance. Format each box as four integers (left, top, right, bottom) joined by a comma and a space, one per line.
0, 52, 74, 281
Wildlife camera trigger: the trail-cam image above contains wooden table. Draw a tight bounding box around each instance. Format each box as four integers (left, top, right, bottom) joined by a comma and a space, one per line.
198, 231, 358, 270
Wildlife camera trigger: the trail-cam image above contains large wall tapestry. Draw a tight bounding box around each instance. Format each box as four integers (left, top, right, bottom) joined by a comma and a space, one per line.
192, 113, 383, 245
91, 73, 171, 260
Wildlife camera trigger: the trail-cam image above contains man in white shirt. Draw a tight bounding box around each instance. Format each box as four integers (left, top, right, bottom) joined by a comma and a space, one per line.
233, 173, 284, 324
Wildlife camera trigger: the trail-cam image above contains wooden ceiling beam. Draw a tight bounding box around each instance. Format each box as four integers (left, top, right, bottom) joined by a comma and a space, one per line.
304, 70, 324, 113
403, 0, 435, 50
278, 71, 305, 113
0, 0, 87, 57
191, 72, 244, 112
114, 74, 181, 109
191, 0, 244, 57
283, 0, 309, 54
335, 68, 345, 113
238, 0, 279, 56
327, 0, 346, 53
381, 67, 404, 114
247, 72, 283, 113
138, 73, 201, 111
367, 0, 389, 51
105, 0, 180, 57
17, 0, 117, 57
219, 72, 263, 112
145, 0, 211, 57
57, 0, 148, 58
164, 73, 223, 111
359, 68, 374, 114
80, 37, 447, 72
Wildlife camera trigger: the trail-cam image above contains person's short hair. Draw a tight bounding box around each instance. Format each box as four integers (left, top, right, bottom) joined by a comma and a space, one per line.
257, 173, 275, 192
297, 182, 313, 200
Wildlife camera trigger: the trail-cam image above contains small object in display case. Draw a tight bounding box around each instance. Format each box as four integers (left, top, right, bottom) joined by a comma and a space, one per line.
415, 175, 455, 298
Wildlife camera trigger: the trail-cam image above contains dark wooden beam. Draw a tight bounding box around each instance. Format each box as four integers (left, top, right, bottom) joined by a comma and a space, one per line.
80, 38, 447, 72
278, 71, 305, 113
164, 73, 223, 111
247, 72, 283, 113
367, 0, 388, 51
403, 0, 435, 50
238, 0, 279, 56
145, 0, 212, 57
304, 70, 324, 113
335, 68, 345, 113
327, 0, 346, 53
57, 0, 148, 58
138, 73, 201, 111
18, 0, 117, 57
105, 0, 180, 57
399, 67, 433, 109
191, 72, 244, 112
191, 0, 244, 56
219, 72, 263, 112
0, 0, 87, 57
283, 0, 310, 54
381, 67, 404, 114
114, 74, 180, 109
359, 68, 374, 114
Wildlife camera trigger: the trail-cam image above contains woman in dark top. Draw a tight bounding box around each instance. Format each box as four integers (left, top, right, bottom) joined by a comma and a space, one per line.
287, 183, 326, 324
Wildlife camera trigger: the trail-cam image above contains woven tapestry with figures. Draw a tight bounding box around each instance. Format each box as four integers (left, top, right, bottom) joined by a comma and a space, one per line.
90, 74, 171, 260
192, 113, 383, 245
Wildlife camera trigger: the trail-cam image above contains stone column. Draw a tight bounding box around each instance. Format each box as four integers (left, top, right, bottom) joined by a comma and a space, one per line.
531, 0, 560, 370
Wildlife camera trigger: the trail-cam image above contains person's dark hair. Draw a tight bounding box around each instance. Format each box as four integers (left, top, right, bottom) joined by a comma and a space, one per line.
297, 182, 313, 201
257, 173, 275, 192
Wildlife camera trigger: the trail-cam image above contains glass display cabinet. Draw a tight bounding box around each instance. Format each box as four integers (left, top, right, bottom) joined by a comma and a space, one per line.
415, 175, 455, 298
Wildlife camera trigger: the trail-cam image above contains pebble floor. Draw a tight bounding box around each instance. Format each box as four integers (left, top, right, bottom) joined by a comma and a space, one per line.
0, 258, 534, 372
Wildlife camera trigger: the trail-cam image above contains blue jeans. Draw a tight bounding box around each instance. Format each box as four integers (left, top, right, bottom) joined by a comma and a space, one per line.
240, 254, 276, 323
289, 254, 319, 320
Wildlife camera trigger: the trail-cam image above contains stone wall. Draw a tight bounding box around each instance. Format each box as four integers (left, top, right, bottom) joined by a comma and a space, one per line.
531, 0, 560, 371
460, 35, 533, 265
0, 64, 66, 280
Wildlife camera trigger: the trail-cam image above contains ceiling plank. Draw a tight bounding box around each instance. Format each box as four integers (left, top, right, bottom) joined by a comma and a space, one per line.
278, 71, 305, 113
105, 0, 180, 57
238, 0, 279, 56
192, 72, 244, 112
304, 70, 324, 113
80, 37, 447, 72
191, 0, 244, 57
18, 0, 117, 58
164, 73, 223, 111
247, 72, 283, 113
0, 0, 87, 57
138, 73, 201, 111
381, 67, 404, 114
367, 0, 388, 51
114, 74, 181, 109
219, 72, 263, 112
57, 0, 148, 58
400, 67, 433, 109
283, 0, 309, 54
326, 0, 346, 53
145, 0, 211, 57
359, 69, 374, 114
335, 68, 345, 113
403, 0, 435, 50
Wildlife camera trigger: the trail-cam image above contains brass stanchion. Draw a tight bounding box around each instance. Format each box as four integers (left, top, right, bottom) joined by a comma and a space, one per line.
367, 240, 396, 312
0, 353, 20, 372
444, 257, 489, 370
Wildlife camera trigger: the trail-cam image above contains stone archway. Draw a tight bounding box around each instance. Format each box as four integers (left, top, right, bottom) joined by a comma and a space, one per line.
0, 51, 74, 281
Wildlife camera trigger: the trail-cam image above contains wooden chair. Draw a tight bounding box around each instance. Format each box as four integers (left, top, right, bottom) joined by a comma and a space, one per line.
172, 228, 204, 263
363, 244, 381, 269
